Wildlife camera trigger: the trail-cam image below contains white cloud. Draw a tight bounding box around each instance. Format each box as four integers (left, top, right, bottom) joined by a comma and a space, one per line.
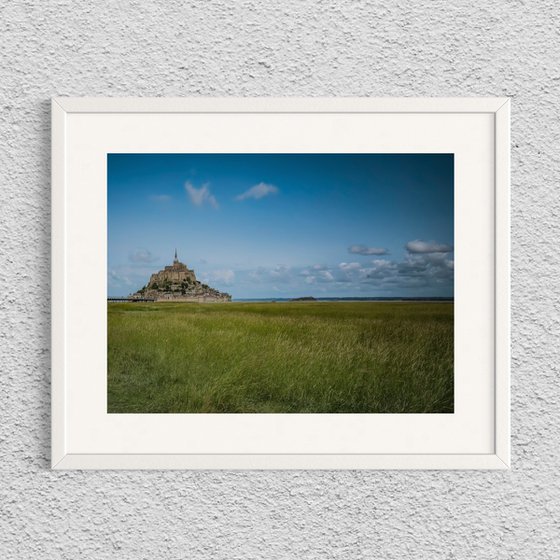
185, 181, 218, 208
129, 248, 158, 263
405, 240, 453, 253
348, 245, 388, 256
108, 269, 132, 287
235, 253, 453, 296
339, 262, 361, 271
207, 269, 235, 285
249, 265, 292, 283
236, 182, 278, 201
318, 270, 334, 282
269, 265, 290, 279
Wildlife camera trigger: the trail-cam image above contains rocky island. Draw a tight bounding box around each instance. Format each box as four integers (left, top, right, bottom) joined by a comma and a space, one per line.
131, 250, 231, 302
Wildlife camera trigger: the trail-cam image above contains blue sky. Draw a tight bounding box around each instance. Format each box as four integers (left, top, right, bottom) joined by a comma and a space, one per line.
108, 154, 454, 298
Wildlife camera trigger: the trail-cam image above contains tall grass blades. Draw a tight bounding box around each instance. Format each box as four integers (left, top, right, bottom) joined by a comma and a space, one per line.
108, 302, 454, 413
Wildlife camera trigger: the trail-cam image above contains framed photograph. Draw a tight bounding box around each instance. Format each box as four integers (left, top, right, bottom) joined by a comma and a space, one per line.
52, 97, 510, 469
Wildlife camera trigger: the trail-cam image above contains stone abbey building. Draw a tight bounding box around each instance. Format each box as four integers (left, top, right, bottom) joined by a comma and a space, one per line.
131, 250, 231, 302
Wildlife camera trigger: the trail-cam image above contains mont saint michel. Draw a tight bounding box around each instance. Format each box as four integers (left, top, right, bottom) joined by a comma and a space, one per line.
131, 250, 231, 302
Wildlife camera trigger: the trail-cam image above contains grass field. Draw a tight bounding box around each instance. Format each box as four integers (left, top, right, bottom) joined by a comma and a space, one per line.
107, 301, 453, 413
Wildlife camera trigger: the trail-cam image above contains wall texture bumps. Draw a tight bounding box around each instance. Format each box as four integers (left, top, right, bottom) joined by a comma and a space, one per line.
1, 1, 559, 557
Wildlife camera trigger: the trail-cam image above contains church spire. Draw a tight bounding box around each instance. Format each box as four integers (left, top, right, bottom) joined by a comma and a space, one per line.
174, 248, 178, 263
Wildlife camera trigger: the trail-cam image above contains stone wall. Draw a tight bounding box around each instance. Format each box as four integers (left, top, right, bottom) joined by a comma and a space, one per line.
148, 268, 196, 287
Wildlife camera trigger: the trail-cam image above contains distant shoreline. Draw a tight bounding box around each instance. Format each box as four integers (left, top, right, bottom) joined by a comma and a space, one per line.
233, 297, 454, 303
108, 297, 454, 303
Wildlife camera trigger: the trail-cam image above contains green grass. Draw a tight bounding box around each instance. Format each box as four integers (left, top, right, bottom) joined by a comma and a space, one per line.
108, 301, 454, 413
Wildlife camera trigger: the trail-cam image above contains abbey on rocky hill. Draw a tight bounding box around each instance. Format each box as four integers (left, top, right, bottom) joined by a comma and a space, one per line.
131, 250, 231, 302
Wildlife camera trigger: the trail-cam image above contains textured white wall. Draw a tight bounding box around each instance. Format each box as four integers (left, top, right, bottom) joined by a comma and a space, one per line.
1, 1, 559, 557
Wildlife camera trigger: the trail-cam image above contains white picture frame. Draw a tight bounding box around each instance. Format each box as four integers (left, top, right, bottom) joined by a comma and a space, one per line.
52, 97, 510, 470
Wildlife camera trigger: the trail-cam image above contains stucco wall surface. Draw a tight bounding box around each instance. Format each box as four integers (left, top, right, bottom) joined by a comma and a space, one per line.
1, 1, 559, 558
